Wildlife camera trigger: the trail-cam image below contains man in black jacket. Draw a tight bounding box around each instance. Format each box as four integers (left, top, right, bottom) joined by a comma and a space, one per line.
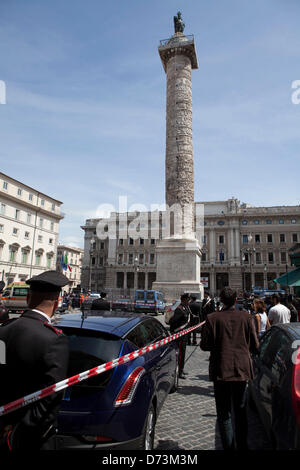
91, 292, 111, 311
169, 293, 191, 379
0, 270, 69, 451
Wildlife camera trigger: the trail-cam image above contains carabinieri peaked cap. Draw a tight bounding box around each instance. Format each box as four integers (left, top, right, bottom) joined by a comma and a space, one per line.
26, 270, 70, 292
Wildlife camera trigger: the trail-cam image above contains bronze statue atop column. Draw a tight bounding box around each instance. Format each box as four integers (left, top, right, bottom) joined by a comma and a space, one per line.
174, 11, 185, 34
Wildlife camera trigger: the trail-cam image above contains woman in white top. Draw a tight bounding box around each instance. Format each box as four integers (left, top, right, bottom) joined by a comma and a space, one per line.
253, 298, 271, 339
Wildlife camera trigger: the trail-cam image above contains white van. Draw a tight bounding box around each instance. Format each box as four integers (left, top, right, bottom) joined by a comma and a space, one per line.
2, 281, 64, 315
1, 282, 29, 314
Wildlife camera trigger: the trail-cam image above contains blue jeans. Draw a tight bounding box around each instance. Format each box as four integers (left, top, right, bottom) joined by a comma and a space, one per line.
213, 381, 248, 450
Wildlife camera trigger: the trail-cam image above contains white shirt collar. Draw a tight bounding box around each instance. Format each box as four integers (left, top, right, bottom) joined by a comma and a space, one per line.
31, 309, 52, 324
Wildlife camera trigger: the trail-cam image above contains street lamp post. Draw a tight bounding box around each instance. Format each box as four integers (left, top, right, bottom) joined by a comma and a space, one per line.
240, 252, 245, 292
286, 263, 290, 295
241, 234, 255, 292
247, 234, 256, 291
88, 237, 95, 293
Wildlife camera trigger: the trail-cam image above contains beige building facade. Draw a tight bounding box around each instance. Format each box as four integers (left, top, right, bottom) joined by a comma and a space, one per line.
56, 244, 84, 293
199, 198, 300, 295
0, 172, 64, 285
81, 198, 300, 297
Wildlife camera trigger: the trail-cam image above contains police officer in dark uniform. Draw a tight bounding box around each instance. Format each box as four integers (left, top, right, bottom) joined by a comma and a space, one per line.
187, 295, 201, 345
0, 270, 69, 451
169, 293, 191, 379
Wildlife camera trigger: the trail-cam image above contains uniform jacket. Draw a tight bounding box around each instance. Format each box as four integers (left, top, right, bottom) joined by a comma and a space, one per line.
189, 301, 201, 325
0, 310, 69, 450
91, 298, 111, 311
200, 306, 259, 382
170, 304, 191, 334
201, 297, 216, 319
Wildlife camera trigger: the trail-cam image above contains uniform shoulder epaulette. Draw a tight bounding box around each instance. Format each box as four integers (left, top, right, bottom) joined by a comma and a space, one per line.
43, 322, 63, 335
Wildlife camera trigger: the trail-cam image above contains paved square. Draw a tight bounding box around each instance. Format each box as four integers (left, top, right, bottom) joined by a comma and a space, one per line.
154, 330, 271, 451
154, 340, 223, 450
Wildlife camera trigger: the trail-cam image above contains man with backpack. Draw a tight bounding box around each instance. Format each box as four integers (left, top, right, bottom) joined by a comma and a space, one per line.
169, 293, 191, 379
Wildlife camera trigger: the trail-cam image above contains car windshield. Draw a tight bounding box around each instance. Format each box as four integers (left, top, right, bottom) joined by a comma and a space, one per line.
61, 327, 123, 388
146, 292, 155, 301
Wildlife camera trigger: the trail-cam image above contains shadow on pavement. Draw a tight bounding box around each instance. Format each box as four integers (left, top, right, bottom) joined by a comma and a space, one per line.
155, 439, 185, 450
191, 374, 211, 382
177, 384, 215, 397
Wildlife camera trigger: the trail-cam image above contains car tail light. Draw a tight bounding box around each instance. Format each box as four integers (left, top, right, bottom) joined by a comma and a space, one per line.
114, 366, 145, 407
292, 346, 300, 428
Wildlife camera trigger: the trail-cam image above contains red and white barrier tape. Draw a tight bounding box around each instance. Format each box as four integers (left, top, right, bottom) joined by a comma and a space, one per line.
0, 321, 205, 418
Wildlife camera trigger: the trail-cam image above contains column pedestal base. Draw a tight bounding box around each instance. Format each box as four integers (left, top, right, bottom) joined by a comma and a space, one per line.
153, 237, 203, 302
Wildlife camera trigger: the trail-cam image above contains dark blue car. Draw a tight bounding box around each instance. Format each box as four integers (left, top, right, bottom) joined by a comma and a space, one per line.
53, 312, 178, 450
248, 323, 300, 449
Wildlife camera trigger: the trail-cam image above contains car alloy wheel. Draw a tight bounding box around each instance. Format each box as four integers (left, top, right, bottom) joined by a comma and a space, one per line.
170, 359, 179, 393
143, 404, 156, 450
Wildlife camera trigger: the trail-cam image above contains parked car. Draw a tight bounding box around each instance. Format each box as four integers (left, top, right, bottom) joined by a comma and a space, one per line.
248, 322, 300, 449
89, 293, 101, 299
134, 290, 166, 315
57, 299, 68, 313
52, 311, 178, 450
80, 294, 104, 311
112, 298, 133, 312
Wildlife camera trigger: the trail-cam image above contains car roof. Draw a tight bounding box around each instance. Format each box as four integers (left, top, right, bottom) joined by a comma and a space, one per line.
54, 311, 153, 338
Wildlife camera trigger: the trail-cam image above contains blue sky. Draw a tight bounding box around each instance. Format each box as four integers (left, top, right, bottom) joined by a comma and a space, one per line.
0, 0, 299, 248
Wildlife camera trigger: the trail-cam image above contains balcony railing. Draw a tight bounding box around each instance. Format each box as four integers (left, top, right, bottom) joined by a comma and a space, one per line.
159, 35, 194, 47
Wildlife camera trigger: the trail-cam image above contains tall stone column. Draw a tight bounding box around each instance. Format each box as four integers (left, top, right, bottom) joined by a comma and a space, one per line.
160, 29, 198, 237
153, 15, 203, 301
165, 47, 194, 235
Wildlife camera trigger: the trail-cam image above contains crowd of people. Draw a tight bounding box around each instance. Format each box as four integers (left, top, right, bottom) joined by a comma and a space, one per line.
0, 270, 299, 452
62, 291, 81, 310
168, 287, 299, 451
